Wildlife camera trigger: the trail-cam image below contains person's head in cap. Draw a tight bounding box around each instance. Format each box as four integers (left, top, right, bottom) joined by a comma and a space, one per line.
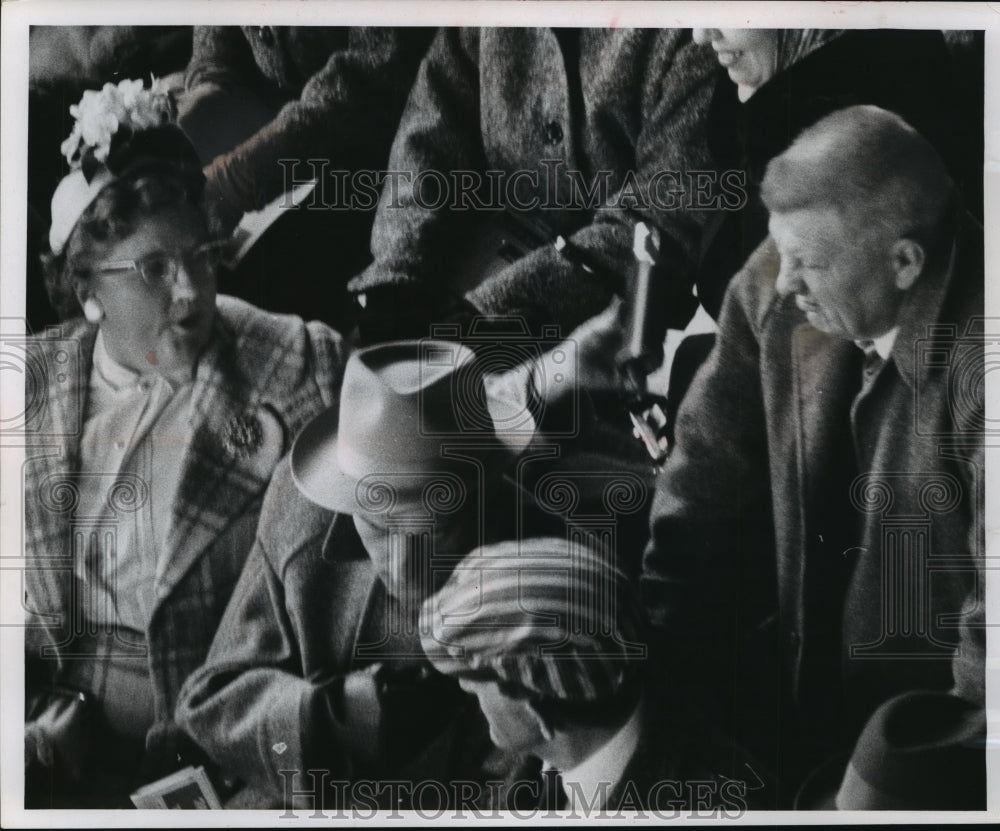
292, 338, 511, 610
44, 78, 222, 383
419, 536, 645, 772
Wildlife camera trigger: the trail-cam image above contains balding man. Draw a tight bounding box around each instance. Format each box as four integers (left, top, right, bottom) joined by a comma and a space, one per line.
641, 106, 985, 810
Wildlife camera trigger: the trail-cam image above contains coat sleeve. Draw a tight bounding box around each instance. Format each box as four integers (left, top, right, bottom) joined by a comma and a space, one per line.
173, 519, 378, 802
352, 28, 486, 298
640, 240, 778, 686
195, 27, 434, 216
468, 30, 716, 334
185, 26, 259, 89
355, 29, 715, 336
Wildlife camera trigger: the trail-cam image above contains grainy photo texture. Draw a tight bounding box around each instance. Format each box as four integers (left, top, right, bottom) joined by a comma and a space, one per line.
2, 3, 992, 824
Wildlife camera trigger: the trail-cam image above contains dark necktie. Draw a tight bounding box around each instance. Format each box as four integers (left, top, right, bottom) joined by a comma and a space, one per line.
857, 339, 885, 389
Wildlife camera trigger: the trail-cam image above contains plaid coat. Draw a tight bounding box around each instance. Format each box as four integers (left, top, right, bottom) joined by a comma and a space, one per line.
23, 296, 346, 735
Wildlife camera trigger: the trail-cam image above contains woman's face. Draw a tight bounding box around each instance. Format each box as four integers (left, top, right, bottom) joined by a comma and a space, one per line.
79, 205, 217, 381
693, 29, 779, 101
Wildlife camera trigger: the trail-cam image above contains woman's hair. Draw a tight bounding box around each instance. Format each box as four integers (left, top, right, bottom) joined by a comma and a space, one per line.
42, 163, 209, 320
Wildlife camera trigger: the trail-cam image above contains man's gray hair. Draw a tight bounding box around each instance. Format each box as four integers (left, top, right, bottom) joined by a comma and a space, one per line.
760, 105, 954, 246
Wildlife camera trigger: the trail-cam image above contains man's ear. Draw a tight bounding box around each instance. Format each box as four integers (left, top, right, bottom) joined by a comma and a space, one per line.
890, 238, 926, 291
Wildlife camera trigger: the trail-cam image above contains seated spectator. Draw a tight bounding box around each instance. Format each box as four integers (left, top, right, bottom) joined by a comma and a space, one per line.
641, 106, 985, 808
349, 27, 716, 344
23, 78, 345, 808
177, 27, 434, 331
175, 319, 661, 807
420, 537, 767, 814
174, 340, 512, 809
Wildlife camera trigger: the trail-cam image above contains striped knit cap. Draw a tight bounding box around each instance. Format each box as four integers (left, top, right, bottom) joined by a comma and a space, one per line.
419, 537, 645, 702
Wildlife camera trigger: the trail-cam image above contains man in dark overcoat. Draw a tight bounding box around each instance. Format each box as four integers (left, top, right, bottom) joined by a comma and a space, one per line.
641, 105, 986, 809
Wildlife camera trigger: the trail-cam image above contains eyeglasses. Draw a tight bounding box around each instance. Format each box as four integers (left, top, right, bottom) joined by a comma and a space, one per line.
91, 241, 227, 287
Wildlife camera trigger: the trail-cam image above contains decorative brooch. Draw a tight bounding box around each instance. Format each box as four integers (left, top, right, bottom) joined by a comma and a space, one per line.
222, 413, 264, 459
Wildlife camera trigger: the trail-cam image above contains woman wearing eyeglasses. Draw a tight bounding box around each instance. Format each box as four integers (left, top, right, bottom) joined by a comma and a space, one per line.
24, 79, 345, 807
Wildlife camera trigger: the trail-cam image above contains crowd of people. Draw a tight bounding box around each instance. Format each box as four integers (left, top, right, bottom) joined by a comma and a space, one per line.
22, 25, 986, 813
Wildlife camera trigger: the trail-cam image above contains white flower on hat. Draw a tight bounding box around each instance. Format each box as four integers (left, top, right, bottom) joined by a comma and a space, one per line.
59, 77, 174, 167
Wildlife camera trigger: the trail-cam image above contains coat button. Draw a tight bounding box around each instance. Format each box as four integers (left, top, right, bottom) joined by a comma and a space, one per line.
787, 630, 801, 647
544, 121, 564, 145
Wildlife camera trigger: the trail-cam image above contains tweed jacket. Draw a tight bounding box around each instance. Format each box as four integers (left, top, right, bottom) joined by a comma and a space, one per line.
23, 296, 346, 735
185, 26, 435, 215
641, 217, 985, 805
351, 27, 716, 336
174, 457, 483, 808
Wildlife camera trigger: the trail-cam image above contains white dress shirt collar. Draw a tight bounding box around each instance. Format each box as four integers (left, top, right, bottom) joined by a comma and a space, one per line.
559, 696, 644, 812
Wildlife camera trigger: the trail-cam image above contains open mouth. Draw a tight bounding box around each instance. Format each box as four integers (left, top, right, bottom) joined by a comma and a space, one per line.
795, 295, 821, 315
171, 311, 203, 332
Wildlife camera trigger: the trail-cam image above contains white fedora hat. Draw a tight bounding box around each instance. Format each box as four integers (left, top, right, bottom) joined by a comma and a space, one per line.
291, 339, 512, 514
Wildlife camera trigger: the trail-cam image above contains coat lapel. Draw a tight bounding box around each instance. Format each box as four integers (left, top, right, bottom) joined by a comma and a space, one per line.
790, 323, 865, 706
154, 315, 284, 604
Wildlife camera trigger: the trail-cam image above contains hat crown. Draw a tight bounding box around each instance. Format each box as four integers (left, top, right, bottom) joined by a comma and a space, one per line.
291, 339, 500, 514
334, 340, 491, 478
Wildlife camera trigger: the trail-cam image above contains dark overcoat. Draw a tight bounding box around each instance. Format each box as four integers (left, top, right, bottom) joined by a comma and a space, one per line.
641, 219, 986, 805
352, 27, 717, 335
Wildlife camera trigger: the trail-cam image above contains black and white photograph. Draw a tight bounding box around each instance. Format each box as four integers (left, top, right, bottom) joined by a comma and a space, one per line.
1, 0, 996, 824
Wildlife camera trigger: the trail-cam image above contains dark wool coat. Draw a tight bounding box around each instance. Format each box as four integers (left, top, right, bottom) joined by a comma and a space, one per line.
185, 26, 435, 215
24, 297, 345, 759
475, 682, 768, 815
641, 218, 985, 806
351, 27, 717, 336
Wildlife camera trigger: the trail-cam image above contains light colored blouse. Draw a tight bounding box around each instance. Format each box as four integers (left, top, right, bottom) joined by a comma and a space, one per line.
76, 331, 196, 630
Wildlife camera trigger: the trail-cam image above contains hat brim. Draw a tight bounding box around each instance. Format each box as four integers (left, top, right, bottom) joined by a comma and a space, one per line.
290, 406, 361, 514
793, 753, 848, 811
292, 407, 435, 515
291, 388, 521, 515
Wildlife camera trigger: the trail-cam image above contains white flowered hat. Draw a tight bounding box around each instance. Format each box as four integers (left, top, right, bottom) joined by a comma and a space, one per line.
49, 77, 202, 256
